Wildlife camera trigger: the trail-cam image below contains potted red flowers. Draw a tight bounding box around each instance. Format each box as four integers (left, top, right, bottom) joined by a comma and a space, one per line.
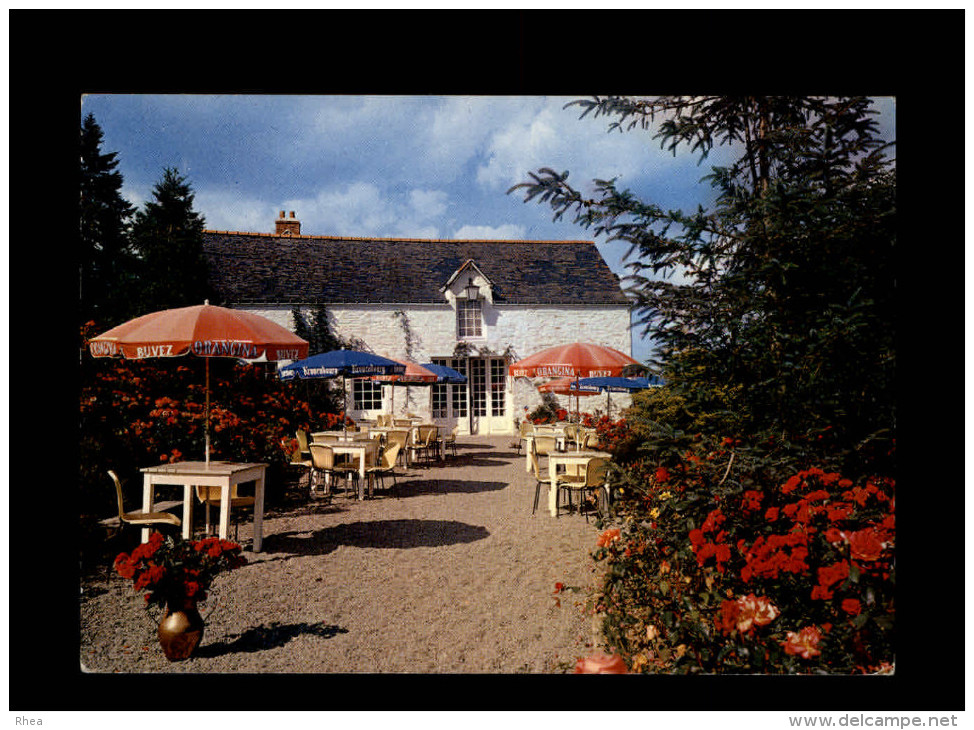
114, 532, 247, 661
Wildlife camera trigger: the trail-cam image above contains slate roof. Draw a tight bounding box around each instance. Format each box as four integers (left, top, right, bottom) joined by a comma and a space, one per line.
202, 231, 630, 306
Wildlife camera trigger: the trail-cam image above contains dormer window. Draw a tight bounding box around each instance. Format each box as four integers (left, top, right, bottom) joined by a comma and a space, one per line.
457, 298, 482, 339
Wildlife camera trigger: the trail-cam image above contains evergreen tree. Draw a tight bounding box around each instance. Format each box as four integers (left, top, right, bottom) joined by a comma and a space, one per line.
511, 96, 895, 447
79, 113, 137, 327
131, 167, 211, 313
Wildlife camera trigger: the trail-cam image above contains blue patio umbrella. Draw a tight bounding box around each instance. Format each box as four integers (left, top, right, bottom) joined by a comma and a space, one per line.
420, 363, 468, 384
571, 375, 664, 417
572, 375, 663, 392
279, 349, 406, 433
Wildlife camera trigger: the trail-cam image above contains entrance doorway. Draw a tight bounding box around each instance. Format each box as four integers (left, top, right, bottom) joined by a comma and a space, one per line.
431, 356, 510, 435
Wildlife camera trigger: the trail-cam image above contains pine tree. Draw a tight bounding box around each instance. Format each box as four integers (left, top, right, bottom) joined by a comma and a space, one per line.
131, 167, 211, 313
511, 96, 895, 446
79, 113, 137, 327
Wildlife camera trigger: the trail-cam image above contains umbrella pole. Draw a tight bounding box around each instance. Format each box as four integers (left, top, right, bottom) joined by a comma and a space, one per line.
205, 357, 211, 465
343, 375, 348, 437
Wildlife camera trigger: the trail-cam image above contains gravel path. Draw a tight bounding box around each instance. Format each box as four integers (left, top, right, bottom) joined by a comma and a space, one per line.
80, 436, 607, 673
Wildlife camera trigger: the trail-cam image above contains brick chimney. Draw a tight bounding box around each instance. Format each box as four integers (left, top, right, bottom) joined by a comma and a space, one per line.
275, 210, 300, 236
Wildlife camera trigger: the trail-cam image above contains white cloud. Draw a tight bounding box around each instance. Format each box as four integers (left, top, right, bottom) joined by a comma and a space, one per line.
452, 223, 526, 240
475, 97, 702, 196
409, 189, 448, 219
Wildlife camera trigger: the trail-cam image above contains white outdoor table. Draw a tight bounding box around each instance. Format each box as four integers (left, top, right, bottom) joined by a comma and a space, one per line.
140, 461, 267, 551
311, 436, 379, 499
522, 430, 567, 472
547, 450, 611, 517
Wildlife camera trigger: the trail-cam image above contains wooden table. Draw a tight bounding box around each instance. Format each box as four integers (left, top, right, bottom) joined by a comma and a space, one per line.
312, 434, 379, 499
140, 461, 267, 551
546, 450, 611, 517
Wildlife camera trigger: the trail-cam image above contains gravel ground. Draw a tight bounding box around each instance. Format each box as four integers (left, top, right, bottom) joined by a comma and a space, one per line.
80, 436, 608, 673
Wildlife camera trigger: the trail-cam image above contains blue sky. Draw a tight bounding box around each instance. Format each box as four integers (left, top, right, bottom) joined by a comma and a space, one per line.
80, 94, 895, 364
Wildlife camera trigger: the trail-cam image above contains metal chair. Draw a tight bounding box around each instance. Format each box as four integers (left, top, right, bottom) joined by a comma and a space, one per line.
443, 425, 459, 458
281, 437, 314, 492
108, 470, 182, 537
309, 443, 358, 496
195, 484, 256, 540
559, 457, 610, 522
516, 421, 534, 455
295, 429, 312, 460
384, 428, 410, 467
366, 442, 402, 496
529, 439, 556, 515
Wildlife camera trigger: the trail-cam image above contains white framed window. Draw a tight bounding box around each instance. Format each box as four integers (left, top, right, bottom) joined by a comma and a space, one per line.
457, 299, 482, 339
490, 358, 506, 417
432, 357, 467, 418
352, 379, 383, 411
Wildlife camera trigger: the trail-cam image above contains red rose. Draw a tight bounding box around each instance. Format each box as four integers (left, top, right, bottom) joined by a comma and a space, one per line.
782, 626, 822, 659
654, 467, 670, 483
841, 598, 861, 615
848, 528, 885, 562
573, 652, 628, 674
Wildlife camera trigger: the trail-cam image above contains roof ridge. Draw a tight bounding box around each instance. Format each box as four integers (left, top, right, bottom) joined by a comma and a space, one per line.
203, 230, 595, 245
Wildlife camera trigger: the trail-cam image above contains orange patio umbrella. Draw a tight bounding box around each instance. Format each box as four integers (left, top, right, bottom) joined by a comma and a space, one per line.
510, 342, 642, 379
372, 357, 439, 416
89, 301, 309, 464
512, 342, 643, 423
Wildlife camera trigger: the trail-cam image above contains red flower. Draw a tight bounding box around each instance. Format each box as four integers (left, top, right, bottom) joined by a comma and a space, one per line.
848, 528, 885, 562
841, 598, 861, 616
765, 507, 780, 522
818, 560, 850, 588
782, 626, 822, 659
596, 528, 621, 548
114, 553, 136, 579
553, 582, 564, 594
742, 490, 763, 511
781, 475, 802, 494
810, 585, 833, 601
654, 467, 670, 483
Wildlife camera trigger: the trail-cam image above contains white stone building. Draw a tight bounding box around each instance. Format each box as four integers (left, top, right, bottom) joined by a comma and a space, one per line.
202, 212, 634, 435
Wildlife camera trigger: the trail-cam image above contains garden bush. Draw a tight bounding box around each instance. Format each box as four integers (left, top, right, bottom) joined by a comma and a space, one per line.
589, 407, 895, 674
79, 321, 345, 522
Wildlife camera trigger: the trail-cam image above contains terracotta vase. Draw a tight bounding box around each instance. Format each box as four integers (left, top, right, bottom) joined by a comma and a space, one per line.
158, 599, 204, 661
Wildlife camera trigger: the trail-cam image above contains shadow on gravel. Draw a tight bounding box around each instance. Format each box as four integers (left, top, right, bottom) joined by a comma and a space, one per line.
260, 518, 490, 557
194, 621, 348, 657
395, 479, 507, 497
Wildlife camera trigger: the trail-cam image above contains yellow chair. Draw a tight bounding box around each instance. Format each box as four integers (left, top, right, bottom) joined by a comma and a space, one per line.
443, 425, 459, 458
366, 442, 403, 496
109, 470, 181, 537
295, 429, 312, 459
195, 483, 256, 540
281, 437, 314, 492
528, 439, 556, 515
384, 428, 410, 467
559, 457, 610, 522
516, 421, 534, 455
309, 443, 358, 496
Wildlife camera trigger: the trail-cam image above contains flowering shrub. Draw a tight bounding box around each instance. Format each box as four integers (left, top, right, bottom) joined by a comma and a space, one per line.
590, 421, 895, 674
79, 321, 346, 519
114, 532, 247, 608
